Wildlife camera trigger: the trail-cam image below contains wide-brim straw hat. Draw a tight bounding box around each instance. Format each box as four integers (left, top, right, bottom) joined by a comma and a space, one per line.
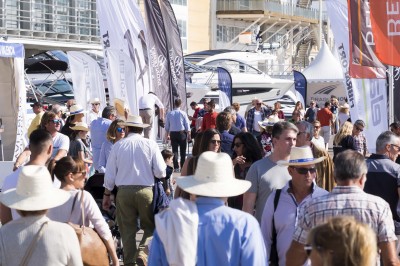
118, 115, 149, 128
113, 98, 126, 118
0, 165, 70, 211
258, 115, 281, 130
70, 121, 89, 131
68, 104, 87, 115
277, 146, 326, 166
90, 97, 101, 104
340, 103, 350, 110
176, 151, 251, 197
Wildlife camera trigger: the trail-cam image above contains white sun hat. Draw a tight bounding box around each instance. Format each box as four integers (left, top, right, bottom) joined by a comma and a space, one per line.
70, 121, 89, 131
118, 115, 149, 128
258, 115, 281, 130
90, 97, 101, 104
277, 146, 326, 166
68, 104, 87, 115
176, 151, 251, 197
0, 165, 70, 211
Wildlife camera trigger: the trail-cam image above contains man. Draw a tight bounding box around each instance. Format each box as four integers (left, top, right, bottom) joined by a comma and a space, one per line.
246, 98, 272, 138
148, 152, 267, 265
49, 104, 66, 128
201, 100, 218, 131
216, 111, 235, 157
188, 101, 201, 137
66, 99, 76, 110
286, 150, 399, 266
352, 119, 368, 156
88, 97, 102, 123
330, 96, 339, 134
223, 106, 241, 135
311, 120, 324, 149
165, 98, 191, 172
261, 146, 328, 266
27, 101, 45, 138
295, 121, 335, 191
390, 122, 400, 164
103, 115, 166, 266
231, 103, 247, 132
304, 100, 317, 123
243, 121, 297, 223
198, 98, 210, 117
364, 131, 400, 246
90, 106, 116, 173
138, 92, 165, 139
1, 129, 53, 223
316, 101, 333, 150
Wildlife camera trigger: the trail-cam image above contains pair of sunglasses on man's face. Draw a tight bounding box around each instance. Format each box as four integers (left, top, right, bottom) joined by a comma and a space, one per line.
292, 167, 317, 175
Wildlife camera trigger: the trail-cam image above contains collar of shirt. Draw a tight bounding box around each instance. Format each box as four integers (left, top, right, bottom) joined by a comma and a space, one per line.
126, 132, 143, 140
195, 197, 225, 207
368, 153, 390, 160
286, 180, 317, 194
331, 185, 363, 194
174, 107, 181, 111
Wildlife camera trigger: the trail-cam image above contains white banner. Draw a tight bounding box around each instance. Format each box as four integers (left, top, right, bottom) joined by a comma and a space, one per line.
13, 57, 27, 161
67, 51, 106, 124
97, 0, 151, 115
326, 0, 387, 153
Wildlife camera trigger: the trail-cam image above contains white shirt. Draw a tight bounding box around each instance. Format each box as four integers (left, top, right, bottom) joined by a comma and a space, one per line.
104, 133, 166, 190
88, 109, 101, 124
311, 136, 325, 150
138, 93, 164, 109
52, 132, 70, 158
253, 110, 262, 132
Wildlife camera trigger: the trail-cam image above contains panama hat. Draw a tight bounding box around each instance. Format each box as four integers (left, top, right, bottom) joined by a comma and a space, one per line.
90, 97, 101, 104
70, 121, 89, 131
277, 146, 326, 166
0, 165, 70, 211
113, 98, 127, 118
258, 115, 281, 130
176, 151, 251, 197
340, 103, 350, 110
118, 115, 149, 128
68, 104, 87, 115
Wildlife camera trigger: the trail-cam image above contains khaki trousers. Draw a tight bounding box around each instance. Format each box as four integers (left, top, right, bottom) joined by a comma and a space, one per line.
139, 109, 154, 139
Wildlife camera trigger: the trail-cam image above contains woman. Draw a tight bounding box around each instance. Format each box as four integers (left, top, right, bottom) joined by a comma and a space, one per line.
273, 101, 285, 120
47, 156, 119, 266
294, 101, 306, 120
69, 122, 93, 168
337, 103, 351, 128
257, 115, 280, 156
333, 121, 356, 160
0, 165, 82, 265
306, 216, 377, 266
229, 132, 263, 209
98, 119, 125, 173
61, 104, 87, 139
311, 120, 325, 150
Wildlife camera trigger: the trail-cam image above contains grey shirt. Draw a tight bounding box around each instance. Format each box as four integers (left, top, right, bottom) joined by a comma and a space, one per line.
245, 156, 291, 223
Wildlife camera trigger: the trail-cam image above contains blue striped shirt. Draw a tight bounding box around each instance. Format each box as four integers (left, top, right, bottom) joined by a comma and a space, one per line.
165, 108, 190, 132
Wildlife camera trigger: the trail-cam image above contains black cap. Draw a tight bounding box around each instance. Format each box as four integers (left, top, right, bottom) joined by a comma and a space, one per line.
30, 101, 43, 108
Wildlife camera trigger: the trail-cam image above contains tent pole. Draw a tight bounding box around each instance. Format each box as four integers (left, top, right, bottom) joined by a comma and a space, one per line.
389, 66, 394, 124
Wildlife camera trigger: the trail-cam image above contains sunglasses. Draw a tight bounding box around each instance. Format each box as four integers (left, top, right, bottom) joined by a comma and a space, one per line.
117, 127, 125, 133
51, 119, 61, 124
92, 103, 100, 106
314, 126, 320, 129
256, 103, 262, 106
391, 144, 400, 150
293, 167, 317, 175
210, 139, 221, 145
355, 126, 363, 132
233, 142, 243, 148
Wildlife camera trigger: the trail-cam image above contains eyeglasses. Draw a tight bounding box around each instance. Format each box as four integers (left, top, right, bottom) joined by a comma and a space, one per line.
314, 126, 320, 129
293, 167, 317, 175
234, 142, 243, 148
210, 139, 221, 145
117, 127, 125, 133
92, 103, 100, 106
51, 119, 61, 124
304, 245, 313, 256
355, 126, 363, 132
391, 144, 400, 150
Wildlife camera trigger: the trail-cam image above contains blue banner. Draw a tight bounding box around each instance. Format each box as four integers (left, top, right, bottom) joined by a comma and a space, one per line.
217, 67, 232, 111
0, 42, 24, 58
293, 70, 307, 102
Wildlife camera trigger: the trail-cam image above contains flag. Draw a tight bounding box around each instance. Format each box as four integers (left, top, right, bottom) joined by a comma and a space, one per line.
370, 0, 400, 66
217, 67, 232, 111
293, 70, 307, 101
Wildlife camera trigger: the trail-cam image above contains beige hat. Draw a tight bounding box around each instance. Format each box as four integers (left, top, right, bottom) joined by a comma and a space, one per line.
258, 115, 281, 130
176, 151, 251, 197
0, 165, 70, 211
90, 97, 101, 104
68, 104, 87, 115
70, 121, 89, 131
340, 103, 350, 110
118, 115, 149, 128
113, 98, 126, 118
277, 146, 326, 166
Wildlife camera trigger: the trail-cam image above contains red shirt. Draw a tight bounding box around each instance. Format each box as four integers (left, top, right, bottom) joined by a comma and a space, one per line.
317, 107, 333, 126
191, 107, 200, 127
201, 111, 218, 131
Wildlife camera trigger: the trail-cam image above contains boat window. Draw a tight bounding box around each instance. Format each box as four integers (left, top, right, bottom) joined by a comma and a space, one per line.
233, 87, 274, 96
203, 59, 262, 75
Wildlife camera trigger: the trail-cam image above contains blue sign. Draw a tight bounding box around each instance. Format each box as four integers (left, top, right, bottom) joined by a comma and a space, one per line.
0, 42, 25, 58
293, 70, 307, 101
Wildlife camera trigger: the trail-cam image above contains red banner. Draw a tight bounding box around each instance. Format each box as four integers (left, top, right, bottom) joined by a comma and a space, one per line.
370, 0, 400, 66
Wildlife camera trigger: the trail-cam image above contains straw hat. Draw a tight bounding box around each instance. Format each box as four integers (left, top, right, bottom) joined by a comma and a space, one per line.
277, 146, 326, 166
340, 103, 350, 110
176, 151, 251, 197
118, 115, 149, 128
0, 165, 70, 211
68, 104, 87, 115
258, 115, 281, 130
90, 97, 101, 104
113, 98, 126, 118
70, 121, 89, 131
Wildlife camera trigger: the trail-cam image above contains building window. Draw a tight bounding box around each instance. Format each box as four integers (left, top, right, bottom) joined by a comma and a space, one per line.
177, 19, 187, 52
170, 0, 187, 6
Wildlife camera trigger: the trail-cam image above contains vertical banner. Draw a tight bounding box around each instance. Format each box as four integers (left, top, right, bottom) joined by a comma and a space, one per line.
144, 0, 172, 113
217, 67, 232, 111
13, 56, 27, 161
67, 51, 106, 125
293, 70, 307, 102
326, 0, 388, 153
160, 0, 187, 111
97, 0, 150, 115
370, 0, 400, 66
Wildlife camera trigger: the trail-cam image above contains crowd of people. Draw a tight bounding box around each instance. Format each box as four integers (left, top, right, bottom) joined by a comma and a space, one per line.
0, 94, 400, 266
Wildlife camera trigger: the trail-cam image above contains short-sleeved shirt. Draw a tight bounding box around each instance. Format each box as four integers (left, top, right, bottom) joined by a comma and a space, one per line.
52, 132, 70, 158
293, 186, 397, 244
201, 111, 218, 131
235, 114, 246, 130
245, 156, 291, 223
316, 107, 333, 127
138, 94, 164, 109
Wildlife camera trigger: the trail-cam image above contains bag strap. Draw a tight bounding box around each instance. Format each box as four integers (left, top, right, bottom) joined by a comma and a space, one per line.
20, 221, 48, 266
69, 190, 79, 222
270, 189, 282, 264
79, 189, 85, 229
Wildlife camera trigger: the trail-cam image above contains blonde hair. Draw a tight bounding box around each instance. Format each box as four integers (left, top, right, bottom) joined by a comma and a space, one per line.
333, 121, 353, 146
307, 216, 377, 266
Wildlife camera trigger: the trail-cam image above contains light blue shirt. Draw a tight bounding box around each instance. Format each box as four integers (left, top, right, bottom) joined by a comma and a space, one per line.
90, 117, 112, 171
165, 108, 190, 132
149, 197, 268, 266
98, 140, 113, 173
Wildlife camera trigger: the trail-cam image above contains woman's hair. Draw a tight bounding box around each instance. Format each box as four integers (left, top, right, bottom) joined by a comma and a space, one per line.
274, 101, 281, 109
307, 216, 377, 266
106, 119, 124, 143
192, 132, 204, 157
48, 156, 85, 182
40, 111, 56, 130
231, 132, 263, 162
295, 101, 303, 110
333, 121, 353, 146
70, 129, 82, 140
199, 129, 221, 153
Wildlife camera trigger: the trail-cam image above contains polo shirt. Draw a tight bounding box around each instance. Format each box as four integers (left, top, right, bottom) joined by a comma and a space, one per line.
201, 111, 218, 131
316, 107, 333, 127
